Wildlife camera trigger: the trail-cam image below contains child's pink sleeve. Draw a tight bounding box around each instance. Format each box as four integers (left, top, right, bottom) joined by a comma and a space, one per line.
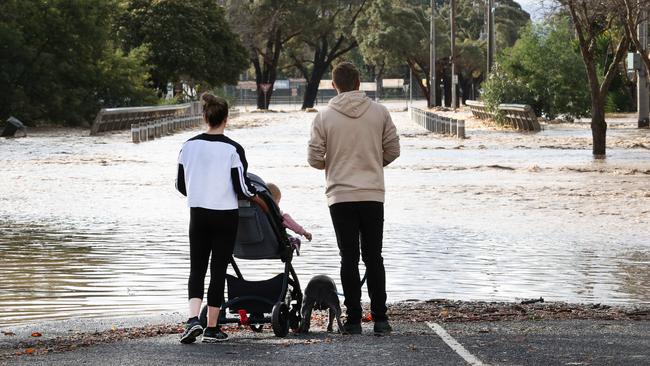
282, 213, 306, 236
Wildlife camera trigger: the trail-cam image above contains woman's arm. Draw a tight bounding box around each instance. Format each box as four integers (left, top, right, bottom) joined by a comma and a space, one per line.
176, 148, 187, 196
176, 164, 187, 196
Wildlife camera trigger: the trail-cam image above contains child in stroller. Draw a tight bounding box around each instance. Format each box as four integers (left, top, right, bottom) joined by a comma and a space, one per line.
199, 173, 304, 337
266, 183, 312, 255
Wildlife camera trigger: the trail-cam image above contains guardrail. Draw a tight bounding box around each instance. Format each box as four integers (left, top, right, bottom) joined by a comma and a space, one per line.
465, 100, 541, 131
130, 115, 203, 143
129, 107, 241, 143
409, 106, 465, 138
90, 102, 201, 135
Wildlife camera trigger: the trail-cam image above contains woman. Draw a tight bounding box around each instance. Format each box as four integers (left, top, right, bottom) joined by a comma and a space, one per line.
176, 93, 267, 344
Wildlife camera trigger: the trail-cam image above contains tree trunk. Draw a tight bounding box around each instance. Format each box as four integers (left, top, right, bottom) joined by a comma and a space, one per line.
302, 78, 321, 109
256, 85, 275, 109
442, 71, 451, 107
591, 96, 607, 158
406, 60, 430, 106
301, 63, 328, 109
435, 63, 443, 106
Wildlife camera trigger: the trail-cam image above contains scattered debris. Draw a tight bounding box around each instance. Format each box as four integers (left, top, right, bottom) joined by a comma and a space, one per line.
521, 297, 544, 305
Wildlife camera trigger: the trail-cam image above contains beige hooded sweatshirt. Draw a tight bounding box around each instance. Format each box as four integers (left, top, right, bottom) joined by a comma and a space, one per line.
308, 90, 400, 206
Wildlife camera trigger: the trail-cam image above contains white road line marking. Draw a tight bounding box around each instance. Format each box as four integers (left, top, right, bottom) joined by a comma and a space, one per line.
427, 322, 489, 366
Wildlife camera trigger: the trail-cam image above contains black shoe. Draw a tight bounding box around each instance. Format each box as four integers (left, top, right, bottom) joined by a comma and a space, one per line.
180, 317, 203, 344
373, 320, 392, 336
202, 327, 228, 343
342, 322, 362, 335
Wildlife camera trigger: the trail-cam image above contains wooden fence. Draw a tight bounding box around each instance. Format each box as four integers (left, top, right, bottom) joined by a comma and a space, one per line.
409, 107, 466, 138
465, 100, 541, 131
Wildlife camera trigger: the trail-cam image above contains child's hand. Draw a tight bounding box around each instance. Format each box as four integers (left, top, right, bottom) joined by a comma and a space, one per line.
304, 232, 312, 241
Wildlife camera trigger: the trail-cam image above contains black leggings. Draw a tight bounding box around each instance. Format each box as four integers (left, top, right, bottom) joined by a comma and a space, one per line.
188, 207, 238, 307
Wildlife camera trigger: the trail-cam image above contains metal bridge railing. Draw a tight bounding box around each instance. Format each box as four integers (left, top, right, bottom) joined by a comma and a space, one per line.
465, 100, 541, 132
409, 106, 466, 138
90, 102, 200, 135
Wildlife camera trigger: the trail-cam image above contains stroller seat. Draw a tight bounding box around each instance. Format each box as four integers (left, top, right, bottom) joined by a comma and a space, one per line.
233, 173, 291, 260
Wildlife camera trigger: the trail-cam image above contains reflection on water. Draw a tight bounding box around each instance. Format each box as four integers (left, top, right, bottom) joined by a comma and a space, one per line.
0, 109, 649, 326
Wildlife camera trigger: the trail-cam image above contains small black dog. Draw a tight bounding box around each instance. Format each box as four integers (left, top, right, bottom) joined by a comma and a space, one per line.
299, 275, 344, 334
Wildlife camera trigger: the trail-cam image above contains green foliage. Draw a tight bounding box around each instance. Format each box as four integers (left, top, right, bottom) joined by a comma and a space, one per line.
0, 0, 156, 125
119, 0, 248, 95
484, 19, 591, 120
604, 72, 634, 113
354, 0, 448, 75
480, 64, 527, 124
97, 45, 158, 108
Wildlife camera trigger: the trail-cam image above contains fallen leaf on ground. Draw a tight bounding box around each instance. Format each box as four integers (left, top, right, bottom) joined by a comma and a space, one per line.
2, 331, 16, 336
31, 332, 42, 337
25, 348, 34, 354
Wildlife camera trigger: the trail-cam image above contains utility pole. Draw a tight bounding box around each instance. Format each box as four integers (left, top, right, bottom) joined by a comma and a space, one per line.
409, 67, 413, 107
486, 0, 495, 77
639, 10, 650, 128
429, 0, 436, 108
450, 0, 457, 110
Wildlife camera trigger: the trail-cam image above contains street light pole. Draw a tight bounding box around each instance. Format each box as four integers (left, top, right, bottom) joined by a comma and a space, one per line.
429, 0, 436, 108
409, 67, 413, 107
486, 0, 494, 76
450, 0, 457, 110
639, 10, 650, 128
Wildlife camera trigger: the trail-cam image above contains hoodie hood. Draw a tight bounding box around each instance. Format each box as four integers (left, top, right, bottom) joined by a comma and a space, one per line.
327, 90, 371, 118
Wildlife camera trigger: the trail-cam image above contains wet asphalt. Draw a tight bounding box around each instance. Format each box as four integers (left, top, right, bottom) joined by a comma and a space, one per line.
3, 319, 649, 365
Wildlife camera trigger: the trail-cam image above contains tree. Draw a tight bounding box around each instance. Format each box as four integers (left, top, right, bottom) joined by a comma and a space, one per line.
286, 0, 367, 109
119, 0, 248, 98
225, 1, 302, 109
353, 0, 448, 106
354, 0, 529, 107
559, 0, 630, 158
0, 0, 156, 125
494, 19, 591, 119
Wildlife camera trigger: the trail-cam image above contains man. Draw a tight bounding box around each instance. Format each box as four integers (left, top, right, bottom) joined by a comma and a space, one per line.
308, 62, 400, 335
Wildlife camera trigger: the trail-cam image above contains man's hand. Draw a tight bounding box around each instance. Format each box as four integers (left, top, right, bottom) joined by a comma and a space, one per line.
303, 232, 312, 241
251, 195, 270, 214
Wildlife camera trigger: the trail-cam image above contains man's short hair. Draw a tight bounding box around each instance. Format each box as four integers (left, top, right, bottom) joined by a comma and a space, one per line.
332, 62, 360, 92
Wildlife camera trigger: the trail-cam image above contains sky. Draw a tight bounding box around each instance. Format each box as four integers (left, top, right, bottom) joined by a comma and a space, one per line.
515, 0, 546, 20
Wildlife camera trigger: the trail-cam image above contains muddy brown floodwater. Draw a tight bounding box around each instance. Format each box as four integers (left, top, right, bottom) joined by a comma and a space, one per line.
1, 102, 649, 326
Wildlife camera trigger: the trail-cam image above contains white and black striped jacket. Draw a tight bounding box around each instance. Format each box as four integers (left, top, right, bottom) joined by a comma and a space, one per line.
176, 134, 256, 210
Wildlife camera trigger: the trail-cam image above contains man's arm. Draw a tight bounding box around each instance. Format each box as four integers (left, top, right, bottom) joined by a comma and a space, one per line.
382, 112, 400, 167
307, 114, 326, 170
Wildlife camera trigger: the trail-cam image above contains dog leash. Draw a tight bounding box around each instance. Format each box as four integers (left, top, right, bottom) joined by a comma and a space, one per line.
336, 270, 368, 297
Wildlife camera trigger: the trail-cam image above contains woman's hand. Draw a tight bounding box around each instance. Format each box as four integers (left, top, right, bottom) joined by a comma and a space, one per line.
303, 232, 312, 241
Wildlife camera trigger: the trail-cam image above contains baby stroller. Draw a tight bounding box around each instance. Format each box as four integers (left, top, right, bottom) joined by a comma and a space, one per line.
199, 173, 303, 337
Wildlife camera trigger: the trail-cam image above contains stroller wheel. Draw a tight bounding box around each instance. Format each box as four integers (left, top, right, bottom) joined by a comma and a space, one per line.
289, 304, 301, 332
271, 302, 289, 337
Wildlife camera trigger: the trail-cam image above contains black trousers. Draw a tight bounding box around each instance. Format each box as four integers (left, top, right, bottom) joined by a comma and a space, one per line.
329, 201, 388, 323
188, 207, 238, 307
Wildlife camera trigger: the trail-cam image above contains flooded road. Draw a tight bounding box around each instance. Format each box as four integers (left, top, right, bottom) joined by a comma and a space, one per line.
1, 105, 649, 326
